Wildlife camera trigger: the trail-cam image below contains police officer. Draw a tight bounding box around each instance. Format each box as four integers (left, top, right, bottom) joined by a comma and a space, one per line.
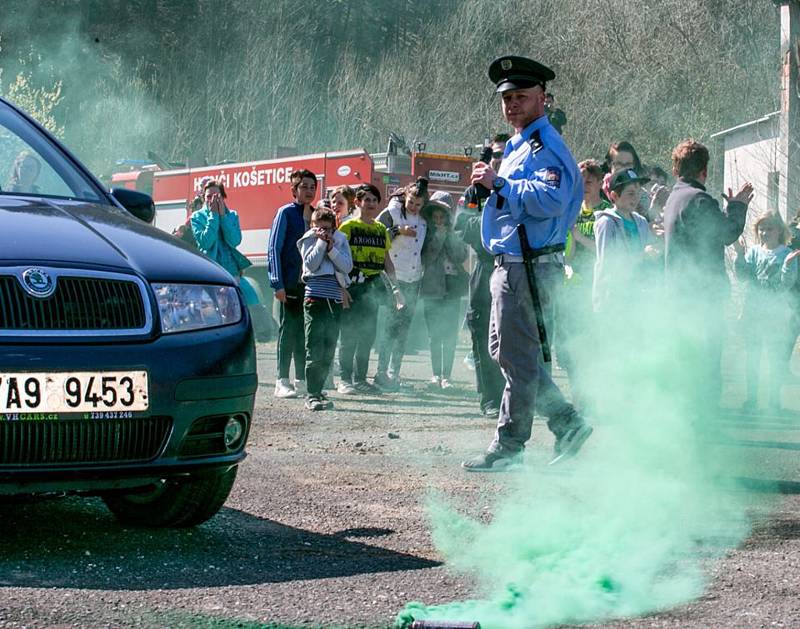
462, 56, 593, 471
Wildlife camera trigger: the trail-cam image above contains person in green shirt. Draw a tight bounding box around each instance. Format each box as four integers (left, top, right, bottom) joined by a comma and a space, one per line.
337, 183, 399, 395
558, 159, 611, 409
566, 159, 611, 279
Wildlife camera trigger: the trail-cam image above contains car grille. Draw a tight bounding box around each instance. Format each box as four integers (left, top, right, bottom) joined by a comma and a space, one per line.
0, 417, 172, 466
0, 275, 147, 331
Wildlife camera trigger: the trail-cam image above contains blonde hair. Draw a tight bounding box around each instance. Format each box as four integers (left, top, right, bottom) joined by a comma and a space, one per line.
754, 211, 791, 246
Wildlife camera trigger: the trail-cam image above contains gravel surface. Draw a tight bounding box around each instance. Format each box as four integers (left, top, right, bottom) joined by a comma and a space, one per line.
0, 339, 798, 628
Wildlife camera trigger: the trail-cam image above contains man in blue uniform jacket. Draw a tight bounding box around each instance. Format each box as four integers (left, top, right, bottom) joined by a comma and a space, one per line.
462, 55, 593, 472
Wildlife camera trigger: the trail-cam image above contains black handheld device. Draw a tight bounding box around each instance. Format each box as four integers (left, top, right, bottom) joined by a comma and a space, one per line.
463, 145, 494, 209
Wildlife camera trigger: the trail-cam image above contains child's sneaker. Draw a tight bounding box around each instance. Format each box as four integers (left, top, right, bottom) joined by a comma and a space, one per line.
440, 378, 453, 390
353, 380, 381, 395
319, 391, 335, 409
374, 371, 399, 392
428, 375, 441, 389
373, 371, 392, 387
305, 396, 324, 411
274, 378, 297, 399
337, 381, 356, 395
740, 398, 757, 413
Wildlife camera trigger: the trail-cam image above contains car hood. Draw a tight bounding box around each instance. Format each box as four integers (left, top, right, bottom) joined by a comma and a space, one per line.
0, 197, 234, 284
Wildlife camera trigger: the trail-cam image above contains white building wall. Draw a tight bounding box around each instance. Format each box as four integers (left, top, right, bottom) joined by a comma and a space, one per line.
714, 113, 780, 243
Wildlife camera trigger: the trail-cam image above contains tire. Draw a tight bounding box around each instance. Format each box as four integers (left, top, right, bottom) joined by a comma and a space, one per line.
102, 466, 237, 528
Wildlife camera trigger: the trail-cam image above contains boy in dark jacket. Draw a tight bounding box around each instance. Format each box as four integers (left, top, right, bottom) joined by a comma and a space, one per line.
663, 139, 753, 409
268, 169, 317, 399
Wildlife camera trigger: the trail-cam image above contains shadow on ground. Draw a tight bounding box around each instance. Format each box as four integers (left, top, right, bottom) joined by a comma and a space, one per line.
0, 498, 439, 590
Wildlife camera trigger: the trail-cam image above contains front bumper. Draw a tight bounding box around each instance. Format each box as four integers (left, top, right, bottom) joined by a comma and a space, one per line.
0, 319, 257, 493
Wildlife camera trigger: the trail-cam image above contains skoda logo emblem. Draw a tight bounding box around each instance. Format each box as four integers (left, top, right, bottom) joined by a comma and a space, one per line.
21, 268, 56, 298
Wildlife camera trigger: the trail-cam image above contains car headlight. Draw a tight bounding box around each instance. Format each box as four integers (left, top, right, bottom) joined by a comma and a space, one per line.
152, 284, 242, 334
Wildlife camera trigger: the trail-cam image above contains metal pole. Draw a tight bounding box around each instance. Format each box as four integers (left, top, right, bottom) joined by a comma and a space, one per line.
777, 1, 800, 222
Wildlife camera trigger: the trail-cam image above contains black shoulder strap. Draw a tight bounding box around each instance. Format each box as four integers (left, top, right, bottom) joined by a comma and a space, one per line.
528, 129, 544, 154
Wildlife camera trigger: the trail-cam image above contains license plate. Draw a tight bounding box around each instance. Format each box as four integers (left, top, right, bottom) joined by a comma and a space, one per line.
0, 371, 149, 413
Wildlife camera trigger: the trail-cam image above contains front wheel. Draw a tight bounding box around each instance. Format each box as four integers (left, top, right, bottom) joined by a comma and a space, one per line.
102, 466, 237, 527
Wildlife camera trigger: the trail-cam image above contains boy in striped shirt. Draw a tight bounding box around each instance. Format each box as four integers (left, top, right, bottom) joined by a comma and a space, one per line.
297, 207, 353, 411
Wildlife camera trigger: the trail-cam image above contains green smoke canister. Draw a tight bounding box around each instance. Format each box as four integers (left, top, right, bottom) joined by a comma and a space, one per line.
410, 622, 481, 629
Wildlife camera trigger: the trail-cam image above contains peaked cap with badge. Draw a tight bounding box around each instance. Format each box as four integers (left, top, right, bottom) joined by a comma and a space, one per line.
488, 55, 555, 93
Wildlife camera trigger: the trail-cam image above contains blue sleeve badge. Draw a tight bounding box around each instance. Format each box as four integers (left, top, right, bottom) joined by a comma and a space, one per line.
544, 167, 562, 189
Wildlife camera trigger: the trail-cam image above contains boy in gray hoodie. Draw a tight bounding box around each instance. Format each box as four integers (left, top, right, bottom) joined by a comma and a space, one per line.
593, 169, 659, 314
297, 207, 353, 410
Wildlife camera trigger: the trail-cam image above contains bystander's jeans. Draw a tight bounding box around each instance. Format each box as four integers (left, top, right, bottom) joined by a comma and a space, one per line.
377, 280, 420, 378
465, 258, 505, 412
743, 300, 793, 409
555, 271, 595, 410
488, 261, 581, 455
667, 286, 726, 418
304, 296, 342, 398
467, 304, 505, 412
277, 286, 305, 381
339, 279, 379, 383
424, 296, 462, 380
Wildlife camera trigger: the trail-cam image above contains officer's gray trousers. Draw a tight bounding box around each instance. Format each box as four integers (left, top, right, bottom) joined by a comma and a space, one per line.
487, 261, 580, 454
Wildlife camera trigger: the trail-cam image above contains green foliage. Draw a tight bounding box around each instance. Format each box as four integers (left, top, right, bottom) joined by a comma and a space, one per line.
0, 0, 783, 172
3, 74, 63, 137
0, 36, 63, 137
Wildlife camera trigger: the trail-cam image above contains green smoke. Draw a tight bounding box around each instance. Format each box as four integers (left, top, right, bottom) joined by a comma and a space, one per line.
398, 287, 771, 628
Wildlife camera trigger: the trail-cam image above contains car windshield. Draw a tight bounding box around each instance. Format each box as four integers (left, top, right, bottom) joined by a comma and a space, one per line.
0, 101, 105, 203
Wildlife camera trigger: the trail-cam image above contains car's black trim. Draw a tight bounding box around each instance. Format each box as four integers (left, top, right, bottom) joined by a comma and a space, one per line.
0, 459, 243, 495
174, 374, 259, 401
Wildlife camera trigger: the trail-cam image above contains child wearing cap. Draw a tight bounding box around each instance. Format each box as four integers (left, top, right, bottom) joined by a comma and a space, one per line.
592, 169, 659, 314
420, 195, 468, 389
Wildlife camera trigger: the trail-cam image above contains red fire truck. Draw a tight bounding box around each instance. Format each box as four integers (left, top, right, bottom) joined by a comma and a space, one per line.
112, 147, 475, 269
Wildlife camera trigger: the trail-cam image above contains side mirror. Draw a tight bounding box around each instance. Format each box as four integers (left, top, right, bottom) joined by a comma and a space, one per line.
111, 187, 156, 224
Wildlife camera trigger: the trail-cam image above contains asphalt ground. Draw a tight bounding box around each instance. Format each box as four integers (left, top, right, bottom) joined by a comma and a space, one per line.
0, 333, 798, 628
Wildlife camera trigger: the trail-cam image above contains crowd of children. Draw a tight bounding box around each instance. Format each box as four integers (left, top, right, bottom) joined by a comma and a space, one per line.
264, 170, 468, 411
186, 138, 800, 416
564, 141, 800, 414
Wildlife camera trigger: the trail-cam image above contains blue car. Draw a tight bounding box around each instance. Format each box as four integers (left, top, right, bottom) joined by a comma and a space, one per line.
0, 97, 257, 527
